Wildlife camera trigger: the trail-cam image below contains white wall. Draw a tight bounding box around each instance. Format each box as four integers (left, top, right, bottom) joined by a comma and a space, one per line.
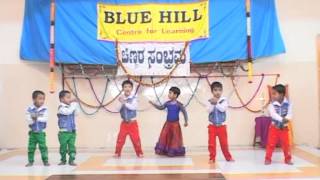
0, 0, 319, 149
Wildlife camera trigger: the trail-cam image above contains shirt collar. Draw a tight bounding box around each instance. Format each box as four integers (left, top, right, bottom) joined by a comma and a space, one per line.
30, 104, 47, 111
59, 102, 70, 107
123, 92, 136, 99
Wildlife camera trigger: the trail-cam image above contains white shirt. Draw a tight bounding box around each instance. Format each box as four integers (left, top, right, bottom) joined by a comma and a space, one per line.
26, 105, 48, 125
58, 102, 80, 115
206, 97, 228, 113
268, 98, 292, 122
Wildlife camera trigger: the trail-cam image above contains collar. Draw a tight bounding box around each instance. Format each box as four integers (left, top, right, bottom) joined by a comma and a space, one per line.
272, 98, 289, 106
59, 102, 70, 107
217, 97, 226, 104
123, 92, 136, 100
30, 104, 47, 111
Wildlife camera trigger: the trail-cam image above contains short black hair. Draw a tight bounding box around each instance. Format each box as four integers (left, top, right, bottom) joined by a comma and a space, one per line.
59, 90, 71, 99
210, 81, 223, 91
272, 84, 286, 96
122, 80, 133, 88
32, 90, 45, 99
169, 86, 181, 97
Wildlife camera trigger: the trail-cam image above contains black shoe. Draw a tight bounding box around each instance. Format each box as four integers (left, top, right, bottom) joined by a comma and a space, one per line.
25, 162, 33, 167
43, 162, 50, 166
69, 161, 77, 166
58, 162, 66, 166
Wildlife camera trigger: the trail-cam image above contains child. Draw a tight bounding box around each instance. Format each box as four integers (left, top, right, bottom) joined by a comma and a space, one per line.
114, 80, 143, 158
149, 86, 188, 157
265, 84, 293, 165
25, 90, 50, 167
207, 82, 233, 163
57, 90, 79, 166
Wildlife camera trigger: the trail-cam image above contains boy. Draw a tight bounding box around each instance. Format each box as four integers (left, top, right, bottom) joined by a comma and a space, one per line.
150, 86, 188, 157
57, 90, 79, 166
207, 82, 233, 163
265, 84, 293, 165
25, 90, 50, 167
114, 80, 143, 158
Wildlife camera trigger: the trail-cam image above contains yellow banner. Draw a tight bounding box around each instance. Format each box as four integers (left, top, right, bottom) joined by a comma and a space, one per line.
97, 1, 209, 42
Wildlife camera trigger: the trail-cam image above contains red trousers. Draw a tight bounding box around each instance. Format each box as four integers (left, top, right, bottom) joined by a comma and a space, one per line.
115, 120, 143, 156
208, 125, 232, 161
265, 125, 292, 163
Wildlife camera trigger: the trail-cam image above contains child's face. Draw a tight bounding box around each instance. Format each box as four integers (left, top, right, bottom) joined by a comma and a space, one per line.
271, 89, 284, 102
33, 94, 45, 107
168, 91, 177, 100
123, 84, 133, 96
211, 87, 223, 98
61, 93, 72, 105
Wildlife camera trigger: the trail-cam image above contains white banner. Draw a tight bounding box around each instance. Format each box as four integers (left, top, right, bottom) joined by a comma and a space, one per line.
117, 43, 190, 76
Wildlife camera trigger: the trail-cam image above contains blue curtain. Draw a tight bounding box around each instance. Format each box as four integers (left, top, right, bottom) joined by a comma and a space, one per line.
20, 0, 285, 64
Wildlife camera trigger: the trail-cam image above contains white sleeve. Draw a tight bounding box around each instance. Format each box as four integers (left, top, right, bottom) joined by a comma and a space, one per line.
73, 102, 80, 115
285, 103, 293, 120
268, 104, 283, 122
25, 108, 33, 125
37, 109, 48, 122
124, 97, 138, 110
215, 99, 228, 112
58, 103, 77, 115
206, 101, 215, 113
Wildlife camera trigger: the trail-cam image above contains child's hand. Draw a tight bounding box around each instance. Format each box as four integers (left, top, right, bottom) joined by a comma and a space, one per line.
118, 96, 125, 104
209, 98, 217, 105
148, 100, 154, 105
184, 122, 188, 127
283, 118, 290, 124
31, 113, 37, 121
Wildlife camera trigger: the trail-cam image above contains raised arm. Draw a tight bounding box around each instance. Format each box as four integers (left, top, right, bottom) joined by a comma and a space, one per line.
215, 99, 228, 112
124, 96, 138, 110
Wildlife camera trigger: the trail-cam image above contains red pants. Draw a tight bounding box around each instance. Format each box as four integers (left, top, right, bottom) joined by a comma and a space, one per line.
115, 121, 143, 156
265, 125, 292, 163
208, 125, 232, 161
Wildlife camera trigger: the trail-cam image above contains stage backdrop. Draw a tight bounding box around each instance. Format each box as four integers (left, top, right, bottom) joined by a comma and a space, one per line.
20, 0, 285, 65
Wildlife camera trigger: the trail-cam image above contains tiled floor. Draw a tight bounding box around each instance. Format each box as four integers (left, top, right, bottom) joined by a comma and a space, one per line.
0, 146, 319, 180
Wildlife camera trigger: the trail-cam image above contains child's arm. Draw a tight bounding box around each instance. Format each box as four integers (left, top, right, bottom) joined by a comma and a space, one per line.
267, 104, 284, 122
58, 103, 78, 115
149, 101, 166, 110
124, 96, 138, 110
179, 103, 189, 127
25, 108, 34, 125
215, 99, 228, 112
37, 109, 48, 122
283, 103, 293, 123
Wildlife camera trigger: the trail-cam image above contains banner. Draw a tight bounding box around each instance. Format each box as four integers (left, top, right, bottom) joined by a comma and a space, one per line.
97, 1, 209, 42
117, 43, 190, 76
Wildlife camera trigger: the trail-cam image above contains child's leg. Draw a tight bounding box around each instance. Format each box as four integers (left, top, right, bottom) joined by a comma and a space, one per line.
208, 125, 217, 161
58, 132, 68, 163
37, 132, 49, 163
115, 122, 129, 156
67, 132, 77, 163
279, 128, 292, 163
217, 126, 233, 161
265, 125, 280, 162
27, 132, 37, 163
128, 121, 143, 156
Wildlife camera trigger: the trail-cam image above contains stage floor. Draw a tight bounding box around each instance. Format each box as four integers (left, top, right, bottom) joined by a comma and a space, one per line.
0, 145, 319, 180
